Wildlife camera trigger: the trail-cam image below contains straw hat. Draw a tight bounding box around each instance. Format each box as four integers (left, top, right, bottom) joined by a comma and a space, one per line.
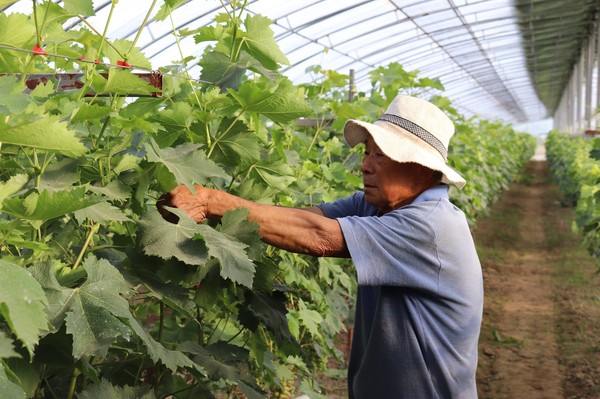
343, 95, 466, 189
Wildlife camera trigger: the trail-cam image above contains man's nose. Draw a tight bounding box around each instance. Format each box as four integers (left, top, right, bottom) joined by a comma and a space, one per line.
361, 154, 373, 173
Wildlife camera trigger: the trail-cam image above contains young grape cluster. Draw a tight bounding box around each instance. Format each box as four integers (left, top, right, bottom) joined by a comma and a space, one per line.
270, 379, 295, 399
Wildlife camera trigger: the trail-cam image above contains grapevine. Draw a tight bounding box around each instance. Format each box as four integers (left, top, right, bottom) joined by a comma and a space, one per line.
0, 1, 535, 398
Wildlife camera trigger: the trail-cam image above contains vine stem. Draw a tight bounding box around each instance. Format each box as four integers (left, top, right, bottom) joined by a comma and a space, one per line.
158, 301, 164, 342
66, 368, 80, 399
126, 0, 159, 59
166, 6, 208, 144
72, 223, 99, 269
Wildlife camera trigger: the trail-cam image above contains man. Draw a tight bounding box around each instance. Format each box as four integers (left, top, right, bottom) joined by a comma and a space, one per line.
160, 95, 483, 398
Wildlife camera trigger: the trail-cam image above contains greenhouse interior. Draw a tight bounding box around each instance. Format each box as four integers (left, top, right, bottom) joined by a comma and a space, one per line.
0, 1, 599, 398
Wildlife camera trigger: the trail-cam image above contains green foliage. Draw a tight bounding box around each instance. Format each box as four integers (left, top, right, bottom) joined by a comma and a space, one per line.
546, 131, 600, 259
0, 261, 48, 358
0, 2, 535, 398
444, 108, 537, 223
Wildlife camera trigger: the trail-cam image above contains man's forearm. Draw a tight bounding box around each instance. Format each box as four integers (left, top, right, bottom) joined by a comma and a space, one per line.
205, 189, 349, 258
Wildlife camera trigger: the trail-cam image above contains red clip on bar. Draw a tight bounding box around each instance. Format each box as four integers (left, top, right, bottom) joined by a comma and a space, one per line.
32, 45, 46, 56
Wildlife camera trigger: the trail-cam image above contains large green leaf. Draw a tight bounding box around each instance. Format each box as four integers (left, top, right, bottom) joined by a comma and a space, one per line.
180, 341, 264, 399
0, 174, 28, 204
127, 316, 198, 372
240, 14, 289, 70
137, 208, 208, 266
0, 115, 88, 157
37, 158, 80, 192
145, 139, 228, 187
2, 187, 99, 221
153, 0, 188, 21
238, 290, 297, 347
0, 13, 35, 48
30, 257, 132, 359
229, 79, 312, 124
0, 77, 29, 115
0, 260, 48, 358
210, 119, 262, 165
217, 207, 262, 261
100, 68, 158, 96
73, 201, 131, 223
102, 39, 152, 70
0, 363, 26, 399
247, 160, 295, 190
0, 331, 19, 359
199, 50, 247, 89
63, 0, 94, 17
78, 379, 153, 399
195, 223, 255, 289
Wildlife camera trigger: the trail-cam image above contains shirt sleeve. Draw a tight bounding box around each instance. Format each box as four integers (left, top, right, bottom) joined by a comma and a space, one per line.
338, 202, 444, 291
317, 192, 378, 218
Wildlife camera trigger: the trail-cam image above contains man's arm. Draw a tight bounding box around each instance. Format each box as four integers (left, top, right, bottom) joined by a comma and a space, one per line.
161, 184, 349, 258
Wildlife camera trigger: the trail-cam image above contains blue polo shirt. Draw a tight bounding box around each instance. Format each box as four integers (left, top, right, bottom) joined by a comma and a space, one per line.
318, 185, 483, 399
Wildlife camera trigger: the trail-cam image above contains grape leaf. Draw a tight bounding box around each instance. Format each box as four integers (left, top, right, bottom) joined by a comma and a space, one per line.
247, 160, 295, 190
31, 258, 197, 371
2, 187, 99, 221
88, 180, 131, 201
238, 290, 297, 347
0, 115, 88, 157
144, 139, 228, 187
210, 119, 262, 165
228, 79, 311, 124
71, 103, 112, 123
0, 331, 19, 359
127, 316, 198, 372
217, 207, 262, 261
30, 257, 132, 359
73, 201, 131, 223
37, 158, 79, 192
78, 378, 153, 399
195, 223, 256, 288
0, 174, 28, 203
0, 363, 26, 399
0, 260, 48, 358
102, 39, 152, 70
153, 0, 188, 21
179, 341, 264, 398
199, 50, 247, 89
0, 77, 29, 114
240, 15, 289, 70
101, 68, 158, 96
297, 299, 323, 338
63, 0, 94, 17
137, 208, 208, 266
126, 265, 196, 318
0, 13, 36, 48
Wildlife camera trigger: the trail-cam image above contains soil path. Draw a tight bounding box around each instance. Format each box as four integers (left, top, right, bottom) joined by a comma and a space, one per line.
474, 160, 600, 399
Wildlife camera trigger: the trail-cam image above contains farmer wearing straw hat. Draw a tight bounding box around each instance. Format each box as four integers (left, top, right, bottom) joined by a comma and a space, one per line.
160, 95, 483, 399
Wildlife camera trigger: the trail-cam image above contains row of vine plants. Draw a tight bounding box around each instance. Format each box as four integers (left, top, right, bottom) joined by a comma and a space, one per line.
545, 130, 600, 260
0, 1, 535, 398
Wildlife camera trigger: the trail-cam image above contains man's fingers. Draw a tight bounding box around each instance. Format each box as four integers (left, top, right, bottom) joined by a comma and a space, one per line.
156, 192, 180, 223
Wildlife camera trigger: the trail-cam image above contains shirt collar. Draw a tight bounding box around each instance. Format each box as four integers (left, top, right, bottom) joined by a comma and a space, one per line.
412, 184, 449, 205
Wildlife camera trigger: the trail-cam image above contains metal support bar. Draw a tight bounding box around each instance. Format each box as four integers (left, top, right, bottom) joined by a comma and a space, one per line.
1, 72, 163, 97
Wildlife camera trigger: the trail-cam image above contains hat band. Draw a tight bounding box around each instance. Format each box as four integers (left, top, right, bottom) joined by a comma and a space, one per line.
377, 113, 448, 161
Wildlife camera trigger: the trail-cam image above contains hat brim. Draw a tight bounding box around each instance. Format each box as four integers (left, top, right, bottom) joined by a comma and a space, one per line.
344, 119, 467, 189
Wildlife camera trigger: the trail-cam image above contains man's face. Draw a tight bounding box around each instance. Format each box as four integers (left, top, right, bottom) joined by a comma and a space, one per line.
361, 135, 434, 213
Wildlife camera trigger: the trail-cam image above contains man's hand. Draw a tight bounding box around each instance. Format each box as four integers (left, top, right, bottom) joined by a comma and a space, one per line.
157, 184, 209, 223
157, 184, 349, 257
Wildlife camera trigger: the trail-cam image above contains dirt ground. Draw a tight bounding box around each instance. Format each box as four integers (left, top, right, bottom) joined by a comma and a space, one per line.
318, 160, 600, 399
474, 160, 600, 399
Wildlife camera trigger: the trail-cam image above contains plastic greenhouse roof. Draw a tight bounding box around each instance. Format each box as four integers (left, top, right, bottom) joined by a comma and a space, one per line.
3, 0, 599, 126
